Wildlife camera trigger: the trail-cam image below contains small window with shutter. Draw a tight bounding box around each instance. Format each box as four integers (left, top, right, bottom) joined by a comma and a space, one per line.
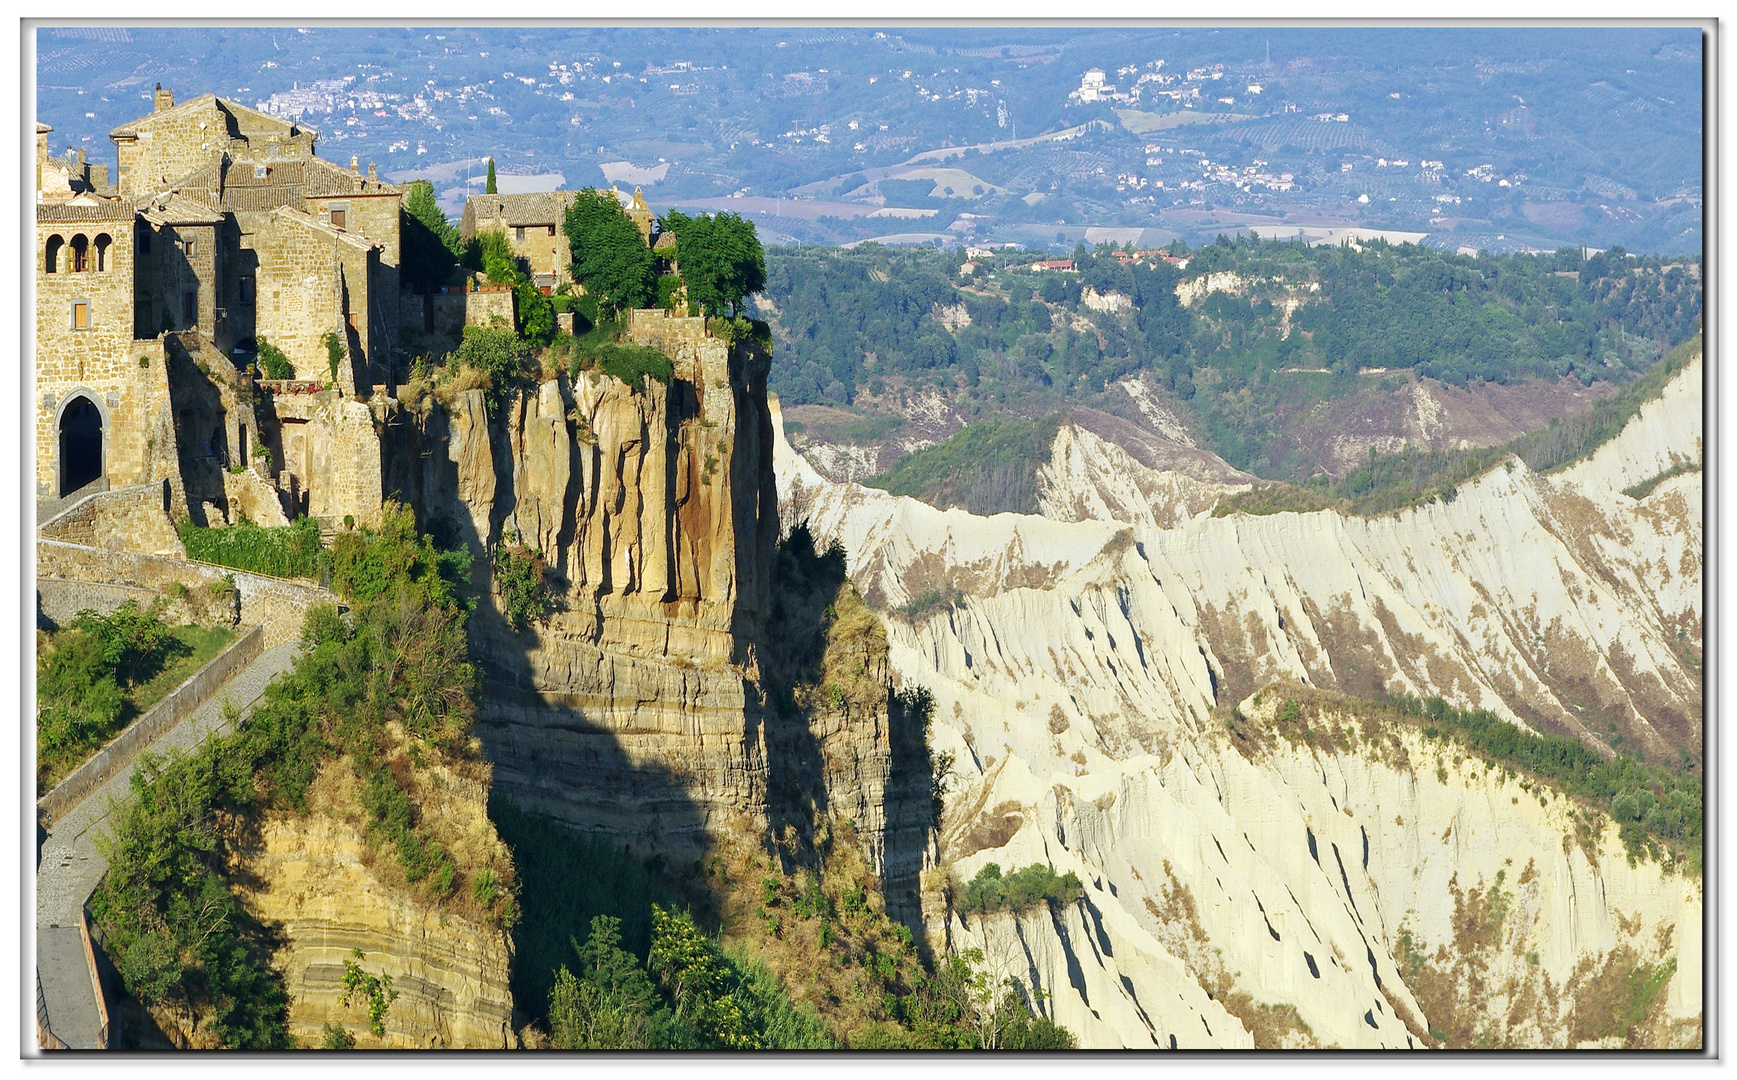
71, 300, 90, 330
515, 225, 526, 242
330, 206, 347, 229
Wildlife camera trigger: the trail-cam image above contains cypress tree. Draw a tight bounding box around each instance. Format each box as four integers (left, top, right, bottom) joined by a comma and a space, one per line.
485, 157, 497, 195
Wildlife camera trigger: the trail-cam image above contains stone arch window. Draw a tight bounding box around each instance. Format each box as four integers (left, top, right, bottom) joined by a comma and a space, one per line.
94, 233, 113, 272
57, 393, 105, 496
70, 234, 89, 272
44, 234, 64, 273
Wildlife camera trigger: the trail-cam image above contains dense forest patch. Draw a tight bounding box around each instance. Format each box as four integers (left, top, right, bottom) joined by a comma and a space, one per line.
760, 239, 1700, 481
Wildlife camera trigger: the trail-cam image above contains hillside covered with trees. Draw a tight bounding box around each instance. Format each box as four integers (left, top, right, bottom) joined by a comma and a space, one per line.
761, 237, 1700, 479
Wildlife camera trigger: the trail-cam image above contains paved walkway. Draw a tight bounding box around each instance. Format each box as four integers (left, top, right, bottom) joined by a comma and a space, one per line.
34, 639, 301, 1047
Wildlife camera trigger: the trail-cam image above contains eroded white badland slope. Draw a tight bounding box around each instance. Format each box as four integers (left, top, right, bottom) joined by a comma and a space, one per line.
770, 353, 1701, 1049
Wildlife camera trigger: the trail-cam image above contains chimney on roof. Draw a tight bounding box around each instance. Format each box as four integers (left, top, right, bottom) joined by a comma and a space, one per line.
351, 155, 359, 173
154, 84, 174, 112
367, 162, 377, 183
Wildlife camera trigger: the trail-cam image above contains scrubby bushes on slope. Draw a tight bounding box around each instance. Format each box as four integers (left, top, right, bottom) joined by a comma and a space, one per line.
91, 503, 512, 1048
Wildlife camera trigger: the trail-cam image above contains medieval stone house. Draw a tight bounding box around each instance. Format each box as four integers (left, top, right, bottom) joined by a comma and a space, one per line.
35, 86, 403, 529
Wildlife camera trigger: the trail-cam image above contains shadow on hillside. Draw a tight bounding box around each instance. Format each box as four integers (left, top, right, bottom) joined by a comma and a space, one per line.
395, 392, 941, 1030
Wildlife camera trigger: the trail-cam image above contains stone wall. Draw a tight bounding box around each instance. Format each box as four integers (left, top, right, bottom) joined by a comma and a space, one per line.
113, 96, 228, 197
37, 481, 186, 554
465, 287, 516, 329
252, 209, 377, 392
36, 221, 182, 498
399, 290, 467, 342
264, 391, 385, 527
36, 624, 264, 827
36, 539, 337, 648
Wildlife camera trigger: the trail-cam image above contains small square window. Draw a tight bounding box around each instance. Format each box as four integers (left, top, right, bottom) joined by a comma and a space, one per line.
184, 239, 196, 257
547, 224, 557, 237
71, 300, 90, 330
330, 208, 347, 229
515, 226, 526, 243
254, 164, 268, 179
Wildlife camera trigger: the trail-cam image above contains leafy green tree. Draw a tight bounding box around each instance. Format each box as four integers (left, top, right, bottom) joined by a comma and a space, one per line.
648, 904, 757, 1048
485, 156, 497, 195
547, 915, 662, 1049
658, 210, 767, 317
402, 180, 463, 293
564, 189, 657, 316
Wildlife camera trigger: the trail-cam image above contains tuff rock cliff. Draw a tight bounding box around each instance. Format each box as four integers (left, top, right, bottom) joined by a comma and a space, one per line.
389, 317, 925, 899
774, 353, 1703, 1049
236, 752, 516, 1049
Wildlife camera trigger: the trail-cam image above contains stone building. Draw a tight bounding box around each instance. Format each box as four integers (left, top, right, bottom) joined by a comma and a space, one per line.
460, 191, 578, 291
459, 184, 661, 293
34, 86, 402, 530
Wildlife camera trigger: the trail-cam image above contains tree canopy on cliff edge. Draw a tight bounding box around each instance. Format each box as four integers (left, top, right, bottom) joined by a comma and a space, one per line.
658, 210, 767, 318
564, 189, 657, 316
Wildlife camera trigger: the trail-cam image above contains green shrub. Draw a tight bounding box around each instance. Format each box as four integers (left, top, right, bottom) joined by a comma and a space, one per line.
570, 342, 674, 394
455, 324, 535, 418
493, 544, 551, 632
178, 515, 327, 580
322, 330, 347, 384
255, 336, 293, 380
959, 862, 1084, 915
340, 949, 399, 1037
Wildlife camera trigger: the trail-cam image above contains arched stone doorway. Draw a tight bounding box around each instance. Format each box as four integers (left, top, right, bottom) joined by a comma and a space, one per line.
58, 395, 103, 496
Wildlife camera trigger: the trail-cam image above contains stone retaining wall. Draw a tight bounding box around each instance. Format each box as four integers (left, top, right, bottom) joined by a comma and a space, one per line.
37, 624, 263, 827
37, 482, 185, 555
36, 540, 338, 647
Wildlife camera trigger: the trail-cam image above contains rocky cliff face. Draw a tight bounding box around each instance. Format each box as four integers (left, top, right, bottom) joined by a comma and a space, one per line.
233, 756, 516, 1049
774, 353, 1703, 1048
391, 320, 916, 887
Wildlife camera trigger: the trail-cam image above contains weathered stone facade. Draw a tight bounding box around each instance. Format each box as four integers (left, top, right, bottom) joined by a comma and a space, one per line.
35, 87, 404, 514
460, 191, 577, 290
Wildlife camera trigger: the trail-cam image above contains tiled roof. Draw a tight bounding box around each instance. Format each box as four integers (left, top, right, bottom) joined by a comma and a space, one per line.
137, 194, 225, 225
466, 190, 576, 225
36, 199, 133, 224
302, 156, 400, 197
272, 205, 380, 251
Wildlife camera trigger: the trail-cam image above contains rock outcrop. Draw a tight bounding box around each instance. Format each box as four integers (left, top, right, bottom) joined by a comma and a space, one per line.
775, 354, 1703, 1048
235, 757, 516, 1049
390, 316, 917, 890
